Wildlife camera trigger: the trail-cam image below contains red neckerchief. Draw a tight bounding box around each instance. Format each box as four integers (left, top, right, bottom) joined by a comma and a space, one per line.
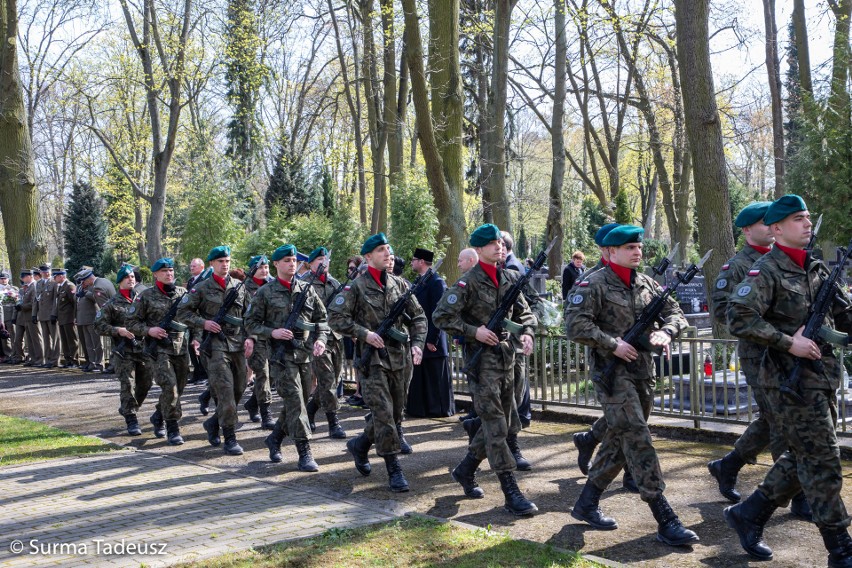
750, 244, 771, 255
156, 281, 169, 295
317, 272, 327, 284
601, 258, 609, 267
609, 262, 634, 288
119, 289, 132, 301
479, 261, 499, 287
252, 277, 266, 287
212, 274, 226, 289
775, 243, 807, 269
367, 266, 385, 289
278, 277, 292, 290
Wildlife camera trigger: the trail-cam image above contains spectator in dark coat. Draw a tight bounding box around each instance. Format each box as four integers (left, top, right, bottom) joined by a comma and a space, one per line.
561, 250, 586, 300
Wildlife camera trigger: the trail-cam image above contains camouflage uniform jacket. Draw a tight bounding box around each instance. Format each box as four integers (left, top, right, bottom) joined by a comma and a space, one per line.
727, 246, 852, 390
565, 266, 687, 383
244, 278, 328, 364
126, 284, 188, 356
432, 264, 536, 370
244, 275, 273, 299
304, 272, 342, 342
94, 292, 143, 354
327, 271, 426, 371
711, 244, 766, 360
177, 275, 247, 352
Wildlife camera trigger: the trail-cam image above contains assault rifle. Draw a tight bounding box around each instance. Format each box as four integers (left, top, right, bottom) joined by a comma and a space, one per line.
198, 265, 257, 356
143, 291, 188, 359
354, 258, 444, 374
269, 262, 327, 364
462, 240, 556, 383
806, 214, 823, 253
112, 336, 139, 360
593, 249, 713, 397
780, 238, 852, 406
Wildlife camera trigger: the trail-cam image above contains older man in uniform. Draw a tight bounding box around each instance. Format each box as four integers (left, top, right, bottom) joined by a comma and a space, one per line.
566, 225, 698, 546
434, 223, 538, 516
241, 254, 275, 429
20, 269, 44, 367
11, 271, 31, 364
53, 269, 79, 367
75, 267, 116, 372
246, 244, 328, 471
0, 271, 17, 362
725, 195, 852, 565
127, 258, 190, 445
329, 233, 427, 492
36, 265, 60, 368
185, 257, 208, 385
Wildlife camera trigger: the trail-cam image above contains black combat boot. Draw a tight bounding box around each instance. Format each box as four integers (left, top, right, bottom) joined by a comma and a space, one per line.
326, 412, 347, 439
506, 433, 531, 471
571, 482, 618, 530
384, 455, 409, 492
649, 494, 700, 546
150, 408, 166, 438
222, 427, 243, 455
821, 526, 852, 568
790, 491, 813, 522
264, 421, 285, 463
707, 449, 746, 503
346, 433, 372, 476
452, 453, 485, 498
124, 414, 141, 436
306, 398, 319, 433
497, 471, 537, 516
198, 389, 212, 416
463, 417, 481, 443
622, 468, 639, 493
295, 440, 319, 472
165, 420, 184, 445
244, 393, 260, 423
723, 490, 778, 560
203, 416, 221, 447
259, 403, 276, 430
397, 423, 412, 454
573, 430, 599, 476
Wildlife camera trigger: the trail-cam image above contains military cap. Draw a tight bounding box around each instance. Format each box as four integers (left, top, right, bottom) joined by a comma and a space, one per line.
51, 268, 65, 276
206, 245, 231, 262
734, 201, 772, 228
764, 194, 808, 225
39, 264, 51, 272
248, 254, 269, 269
116, 264, 134, 284
0, 270, 9, 279
20, 269, 32, 277
308, 247, 328, 263
150, 258, 174, 273
469, 223, 501, 247
74, 267, 94, 280
296, 251, 309, 263
271, 244, 297, 261
594, 223, 621, 246
601, 225, 644, 247
361, 233, 389, 255
412, 248, 434, 262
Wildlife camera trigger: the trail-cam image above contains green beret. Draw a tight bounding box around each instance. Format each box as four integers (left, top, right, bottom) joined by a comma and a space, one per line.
594, 223, 621, 246
249, 254, 268, 269
207, 245, 231, 262
469, 223, 502, 247
150, 258, 174, 272
271, 244, 297, 261
360, 233, 389, 255
734, 201, 772, 228
764, 194, 808, 225
308, 247, 328, 263
116, 264, 134, 284
601, 225, 644, 247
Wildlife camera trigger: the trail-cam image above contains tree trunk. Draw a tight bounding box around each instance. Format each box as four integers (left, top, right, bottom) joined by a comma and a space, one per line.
762, 0, 785, 197
546, 0, 566, 278
792, 0, 812, 94
0, 0, 46, 276
643, 172, 657, 235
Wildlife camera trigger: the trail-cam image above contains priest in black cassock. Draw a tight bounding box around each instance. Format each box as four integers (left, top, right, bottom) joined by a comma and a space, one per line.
406, 248, 455, 417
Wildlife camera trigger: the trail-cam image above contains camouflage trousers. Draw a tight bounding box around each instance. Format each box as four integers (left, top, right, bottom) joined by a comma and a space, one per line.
310, 338, 341, 412
205, 349, 248, 429
247, 340, 271, 405
115, 352, 152, 417
468, 349, 521, 473
271, 356, 311, 442
589, 378, 665, 502
757, 388, 849, 530
361, 363, 407, 456
734, 357, 786, 463
151, 351, 189, 421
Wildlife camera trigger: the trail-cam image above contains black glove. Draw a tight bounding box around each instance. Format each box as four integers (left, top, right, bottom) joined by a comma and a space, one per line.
31, 315, 38, 324
50, 315, 57, 323
14, 304, 20, 311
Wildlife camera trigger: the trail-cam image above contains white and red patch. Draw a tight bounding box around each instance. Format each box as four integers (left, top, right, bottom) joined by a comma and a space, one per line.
458, 281, 467, 288
721, 264, 730, 270
343, 285, 351, 291
578, 281, 590, 287
748, 269, 760, 276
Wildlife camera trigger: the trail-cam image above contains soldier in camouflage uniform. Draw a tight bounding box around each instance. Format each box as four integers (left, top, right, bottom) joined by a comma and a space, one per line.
433, 223, 539, 516
94, 265, 150, 436
328, 233, 427, 492
126, 258, 190, 445
725, 195, 852, 565
566, 225, 698, 546
303, 247, 347, 439
178, 246, 251, 455
241, 254, 275, 429
245, 244, 328, 472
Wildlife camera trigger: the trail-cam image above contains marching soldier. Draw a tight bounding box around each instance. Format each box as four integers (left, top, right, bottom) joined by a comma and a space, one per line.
245, 244, 328, 471
725, 195, 852, 565
328, 234, 427, 492
37, 265, 60, 368
20, 269, 44, 367
126, 258, 190, 445
565, 225, 698, 546
94, 265, 150, 436
433, 223, 538, 516
75, 268, 116, 372
178, 246, 251, 455
241, 254, 275, 429
53, 269, 79, 367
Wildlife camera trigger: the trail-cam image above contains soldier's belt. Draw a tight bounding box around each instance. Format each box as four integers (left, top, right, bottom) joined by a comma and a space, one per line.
294, 319, 317, 332
386, 328, 409, 343
819, 325, 849, 347
168, 321, 188, 333
222, 314, 243, 327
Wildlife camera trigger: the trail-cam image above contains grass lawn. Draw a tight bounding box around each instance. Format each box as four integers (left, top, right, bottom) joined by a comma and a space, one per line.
0, 414, 119, 466
177, 515, 599, 567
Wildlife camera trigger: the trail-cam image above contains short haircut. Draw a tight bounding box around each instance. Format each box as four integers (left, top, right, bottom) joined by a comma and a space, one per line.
500, 231, 514, 251
572, 251, 586, 261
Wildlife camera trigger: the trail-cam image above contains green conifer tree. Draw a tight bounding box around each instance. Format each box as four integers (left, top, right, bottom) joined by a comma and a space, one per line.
63, 181, 107, 275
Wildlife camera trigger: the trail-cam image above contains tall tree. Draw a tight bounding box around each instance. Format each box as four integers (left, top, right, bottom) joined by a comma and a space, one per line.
762, 0, 784, 196
791, 0, 811, 95
545, 0, 566, 278
63, 181, 106, 275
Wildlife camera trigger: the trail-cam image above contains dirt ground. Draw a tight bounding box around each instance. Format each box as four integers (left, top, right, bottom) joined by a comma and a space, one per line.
0, 364, 846, 567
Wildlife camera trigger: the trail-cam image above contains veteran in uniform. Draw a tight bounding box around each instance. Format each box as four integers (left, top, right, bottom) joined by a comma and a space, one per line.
0, 271, 18, 361
126, 258, 190, 445
725, 195, 852, 565
565, 225, 698, 546
37, 265, 60, 368
245, 244, 328, 471
328, 233, 427, 492
53, 269, 79, 367
11, 270, 31, 364
75, 268, 116, 372
433, 223, 538, 516
241, 254, 275, 429
20, 269, 44, 367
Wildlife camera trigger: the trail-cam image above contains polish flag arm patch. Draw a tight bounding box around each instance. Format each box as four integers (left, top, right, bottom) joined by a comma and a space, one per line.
721, 264, 730, 270
748, 269, 760, 276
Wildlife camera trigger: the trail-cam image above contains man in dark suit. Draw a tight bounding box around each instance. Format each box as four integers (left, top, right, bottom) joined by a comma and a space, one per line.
406, 248, 455, 418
